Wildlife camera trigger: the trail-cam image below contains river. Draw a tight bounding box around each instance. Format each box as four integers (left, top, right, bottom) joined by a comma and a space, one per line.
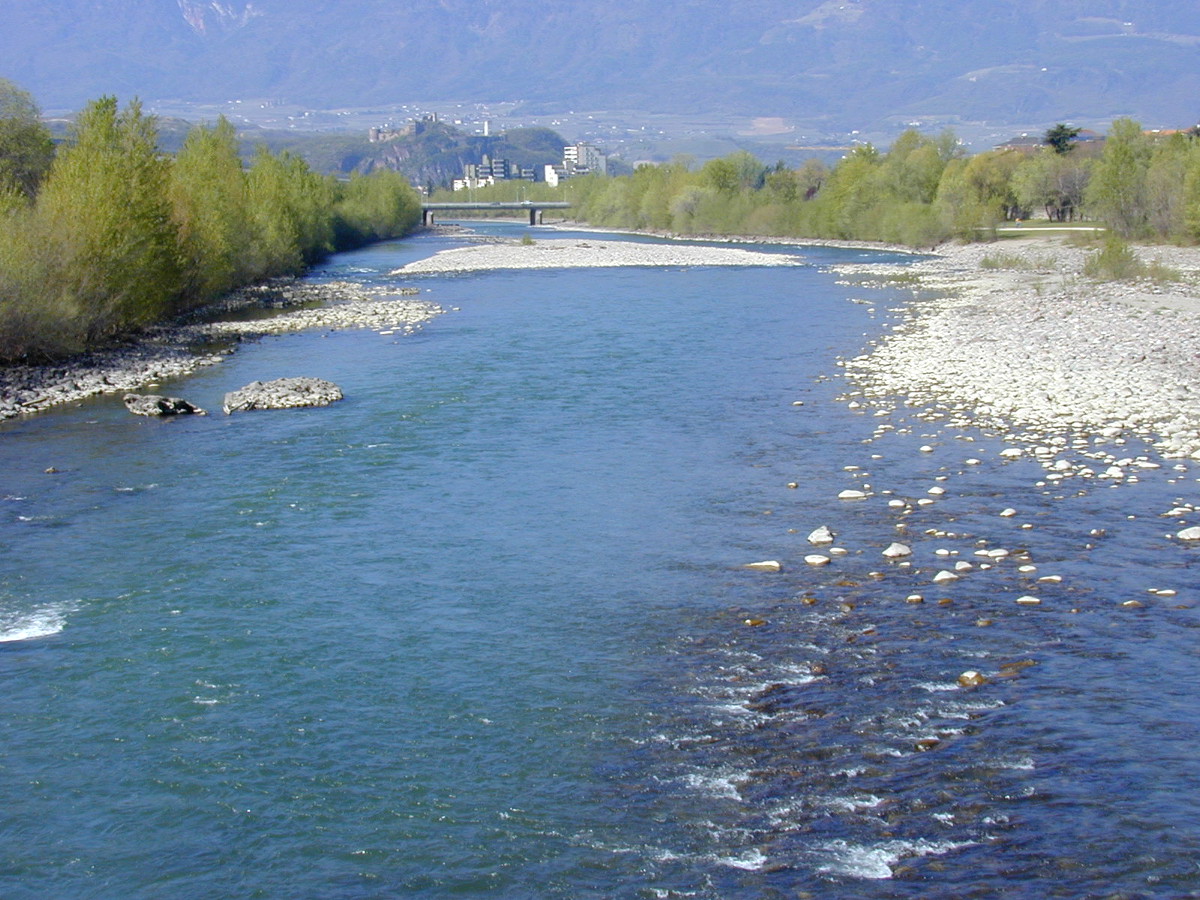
1, 223, 1198, 897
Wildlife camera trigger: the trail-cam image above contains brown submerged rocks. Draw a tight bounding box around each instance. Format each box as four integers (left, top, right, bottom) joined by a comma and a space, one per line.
223, 377, 343, 414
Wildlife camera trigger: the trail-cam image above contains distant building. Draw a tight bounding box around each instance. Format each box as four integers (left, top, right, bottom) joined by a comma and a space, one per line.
452, 142, 607, 191
452, 155, 535, 190
563, 142, 607, 176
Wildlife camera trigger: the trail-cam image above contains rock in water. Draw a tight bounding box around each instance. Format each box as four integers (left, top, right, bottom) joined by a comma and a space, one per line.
808, 525, 835, 545
123, 393, 206, 416
1177, 526, 1200, 541
223, 377, 343, 414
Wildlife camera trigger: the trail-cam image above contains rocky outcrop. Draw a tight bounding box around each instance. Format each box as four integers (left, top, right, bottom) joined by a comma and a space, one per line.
123, 393, 206, 416
223, 377, 343, 414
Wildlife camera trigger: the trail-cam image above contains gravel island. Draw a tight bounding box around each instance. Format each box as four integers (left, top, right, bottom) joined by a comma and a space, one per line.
391, 238, 802, 275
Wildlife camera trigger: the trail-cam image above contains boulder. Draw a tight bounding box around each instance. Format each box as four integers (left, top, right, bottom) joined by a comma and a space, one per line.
123, 393, 206, 416
223, 377, 343, 414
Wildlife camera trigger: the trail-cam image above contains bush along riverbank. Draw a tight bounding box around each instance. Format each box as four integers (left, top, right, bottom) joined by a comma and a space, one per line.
0, 90, 424, 365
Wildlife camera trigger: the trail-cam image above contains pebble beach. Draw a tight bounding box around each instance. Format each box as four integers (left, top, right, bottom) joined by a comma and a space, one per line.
836, 237, 1200, 462
0, 280, 443, 420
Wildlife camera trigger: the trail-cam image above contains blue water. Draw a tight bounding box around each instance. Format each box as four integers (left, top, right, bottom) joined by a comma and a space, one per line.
2, 223, 1199, 898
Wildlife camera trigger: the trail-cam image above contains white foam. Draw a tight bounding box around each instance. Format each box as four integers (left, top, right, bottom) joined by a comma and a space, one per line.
715, 847, 769, 870
0, 605, 68, 642
916, 681, 959, 693
825, 793, 885, 813
681, 770, 746, 800
817, 838, 974, 880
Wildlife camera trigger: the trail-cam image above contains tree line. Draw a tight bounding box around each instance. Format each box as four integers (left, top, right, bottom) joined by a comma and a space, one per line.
440, 119, 1200, 248
0, 81, 422, 363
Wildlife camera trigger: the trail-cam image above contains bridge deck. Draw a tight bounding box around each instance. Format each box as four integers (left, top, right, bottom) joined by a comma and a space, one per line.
421, 202, 572, 210
420, 200, 572, 226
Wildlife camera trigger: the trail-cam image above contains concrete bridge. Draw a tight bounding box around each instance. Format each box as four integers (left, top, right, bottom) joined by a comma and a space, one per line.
421, 200, 572, 227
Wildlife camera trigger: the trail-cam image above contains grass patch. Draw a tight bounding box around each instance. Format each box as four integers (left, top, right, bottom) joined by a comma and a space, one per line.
980, 252, 1058, 271
1083, 235, 1182, 283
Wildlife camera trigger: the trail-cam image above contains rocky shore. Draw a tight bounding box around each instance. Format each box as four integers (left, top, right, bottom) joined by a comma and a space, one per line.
0, 280, 441, 421
836, 237, 1200, 462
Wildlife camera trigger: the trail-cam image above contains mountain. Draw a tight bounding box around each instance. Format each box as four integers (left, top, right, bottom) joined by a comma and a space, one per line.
5, 1, 1200, 132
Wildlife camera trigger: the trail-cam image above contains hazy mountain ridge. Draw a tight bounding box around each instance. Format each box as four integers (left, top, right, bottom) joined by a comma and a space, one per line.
5, 1, 1199, 131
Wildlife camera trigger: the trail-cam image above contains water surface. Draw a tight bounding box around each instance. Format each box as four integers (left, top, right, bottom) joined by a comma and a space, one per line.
1, 224, 1198, 898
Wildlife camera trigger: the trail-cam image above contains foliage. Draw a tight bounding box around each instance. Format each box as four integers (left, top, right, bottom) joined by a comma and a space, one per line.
1044, 123, 1082, 154
0, 84, 423, 362
1086, 118, 1151, 238
35, 96, 183, 344
0, 79, 55, 199
1083, 234, 1143, 280
170, 117, 255, 305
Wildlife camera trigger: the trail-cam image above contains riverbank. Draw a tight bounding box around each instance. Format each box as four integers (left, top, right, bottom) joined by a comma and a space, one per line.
834, 237, 1200, 461
0, 280, 442, 421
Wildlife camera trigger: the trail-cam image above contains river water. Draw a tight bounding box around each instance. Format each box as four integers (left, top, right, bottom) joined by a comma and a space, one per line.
1, 224, 1198, 898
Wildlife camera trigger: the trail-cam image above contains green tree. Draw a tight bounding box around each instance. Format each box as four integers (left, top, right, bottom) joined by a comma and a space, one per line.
245, 147, 336, 277
170, 117, 254, 305
36, 96, 182, 342
1044, 123, 1082, 155
1086, 118, 1151, 236
0, 79, 55, 200
1142, 133, 1192, 240
1013, 150, 1090, 222
333, 168, 422, 246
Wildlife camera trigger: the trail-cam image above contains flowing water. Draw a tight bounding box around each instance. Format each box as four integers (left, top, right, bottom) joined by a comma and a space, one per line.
1, 224, 1199, 898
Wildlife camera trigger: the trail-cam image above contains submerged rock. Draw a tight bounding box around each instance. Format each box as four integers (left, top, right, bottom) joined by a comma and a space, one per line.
223, 377, 343, 414
123, 393, 206, 416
